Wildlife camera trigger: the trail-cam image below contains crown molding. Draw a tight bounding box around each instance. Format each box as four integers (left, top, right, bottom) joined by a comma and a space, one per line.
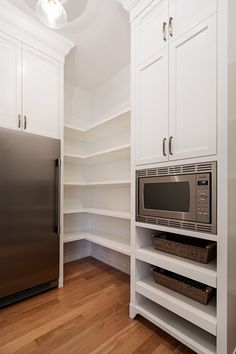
116, 0, 140, 11
0, 0, 74, 62
117, 0, 155, 21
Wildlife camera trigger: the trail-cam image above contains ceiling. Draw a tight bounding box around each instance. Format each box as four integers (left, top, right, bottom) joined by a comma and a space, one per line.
7, 0, 131, 91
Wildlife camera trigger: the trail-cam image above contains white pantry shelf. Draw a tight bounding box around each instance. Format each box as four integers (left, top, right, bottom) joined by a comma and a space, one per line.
63, 231, 131, 256
136, 276, 217, 336
64, 180, 131, 187
135, 299, 216, 354
64, 108, 130, 137
135, 222, 218, 242
63, 232, 85, 243
136, 246, 217, 288
64, 207, 131, 220
64, 144, 130, 163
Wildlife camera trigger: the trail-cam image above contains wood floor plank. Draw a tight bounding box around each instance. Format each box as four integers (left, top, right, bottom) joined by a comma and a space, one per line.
0, 257, 195, 354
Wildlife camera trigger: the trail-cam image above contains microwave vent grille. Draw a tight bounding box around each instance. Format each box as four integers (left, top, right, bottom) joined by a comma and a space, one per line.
169, 220, 181, 229
157, 219, 169, 226
137, 162, 216, 178
169, 166, 181, 174
147, 217, 156, 224
147, 169, 157, 176
182, 165, 196, 173
137, 215, 215, 234
197, 163, 214, 173
182, 222, 196, 231
197, 224, 213, 233
158, 168, 168, 175
137, 170, 147, 177
137, 216, 147, 223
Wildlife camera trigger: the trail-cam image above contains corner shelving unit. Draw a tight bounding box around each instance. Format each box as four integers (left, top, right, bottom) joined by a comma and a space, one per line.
63, 109, 131, 258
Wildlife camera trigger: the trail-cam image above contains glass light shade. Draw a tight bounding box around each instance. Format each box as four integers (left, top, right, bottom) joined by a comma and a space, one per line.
36, 0, 67, 29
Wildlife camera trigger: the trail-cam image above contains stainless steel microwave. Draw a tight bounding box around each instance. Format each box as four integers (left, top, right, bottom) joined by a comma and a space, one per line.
136, 162, 217, 234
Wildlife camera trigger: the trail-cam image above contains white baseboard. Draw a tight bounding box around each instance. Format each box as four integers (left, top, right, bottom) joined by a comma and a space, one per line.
64, 240, 91, 263
64, 240, 130, 274
90, 243, 130, 274
129, 303, 137, 319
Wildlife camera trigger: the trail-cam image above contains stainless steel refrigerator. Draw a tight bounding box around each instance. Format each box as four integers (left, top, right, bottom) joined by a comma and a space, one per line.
0, 128, 60, 307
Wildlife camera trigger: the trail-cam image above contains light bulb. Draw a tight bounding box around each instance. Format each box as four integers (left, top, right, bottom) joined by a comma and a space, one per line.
36, 0, 67, 29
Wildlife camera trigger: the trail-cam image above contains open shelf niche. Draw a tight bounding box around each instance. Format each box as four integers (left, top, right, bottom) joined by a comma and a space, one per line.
63, 66, 131, 272
131, 225, 218, 354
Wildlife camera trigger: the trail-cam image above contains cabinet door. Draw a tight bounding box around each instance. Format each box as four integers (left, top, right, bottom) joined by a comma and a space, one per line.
169, 15, 217, 161
135, 0, 168, 66
23, 45, 59, 139
136, 48, 169, 165
169, 0, 216, 41
0, 32, 21, 131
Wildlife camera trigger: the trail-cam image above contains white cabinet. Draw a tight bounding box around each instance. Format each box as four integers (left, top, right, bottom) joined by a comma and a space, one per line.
136, 0, 168, 66
169, 0, 216, 41
23, 45, 59, 139
0, 32, 21, 131
134, 0, 217, 165
169, 16, 217, 160
0, 33, 60, 139
136, 48, 169, 165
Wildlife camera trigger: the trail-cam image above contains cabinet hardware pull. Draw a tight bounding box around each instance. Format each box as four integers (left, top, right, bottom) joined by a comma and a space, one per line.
169, 17, 173, 37
163, 138, 167, 156
162, 22, 167, 41
18, 114, 21, 129
24, 115, 27, 130
169, 136, 173, 155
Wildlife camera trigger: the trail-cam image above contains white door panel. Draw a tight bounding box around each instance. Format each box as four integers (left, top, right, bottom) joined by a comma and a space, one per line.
0, 32, 21, 131
169, 0, 217, 41
169, 15, 217, 161
136, 0, 168, 66
136, 48, 169, 165
23, 45, 59, 139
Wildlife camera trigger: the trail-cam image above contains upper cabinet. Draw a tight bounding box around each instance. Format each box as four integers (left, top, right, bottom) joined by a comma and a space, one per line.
169, 16, 217, 161
133, 0, 217, 165
169, 0, 217, 41
0, 36, 61, 139
0, 32, 21, 132
135, 0, 168, 66
23, 45, 59, 139
0, 35, 61, 139
136, 47, 169, 165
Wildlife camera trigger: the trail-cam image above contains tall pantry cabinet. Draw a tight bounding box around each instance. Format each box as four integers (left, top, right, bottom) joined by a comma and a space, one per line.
130, 0, 236, 353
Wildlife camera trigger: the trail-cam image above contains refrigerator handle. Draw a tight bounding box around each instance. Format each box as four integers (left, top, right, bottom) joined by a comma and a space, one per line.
55, 158, 61, 235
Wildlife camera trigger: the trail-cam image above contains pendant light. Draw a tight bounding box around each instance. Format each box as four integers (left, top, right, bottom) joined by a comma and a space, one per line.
36, 0, 67, 29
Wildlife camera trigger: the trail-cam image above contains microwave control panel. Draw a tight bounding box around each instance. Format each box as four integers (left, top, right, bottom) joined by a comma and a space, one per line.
196, 174, 211, 223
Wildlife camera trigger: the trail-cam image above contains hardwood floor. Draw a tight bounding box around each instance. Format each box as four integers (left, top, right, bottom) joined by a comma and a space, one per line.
0, 257, 195, 354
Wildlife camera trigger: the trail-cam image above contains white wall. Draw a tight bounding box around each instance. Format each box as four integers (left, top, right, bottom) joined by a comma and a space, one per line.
64, 83, 91, 128
91, 65, 131, 124
64, 64, 130, 128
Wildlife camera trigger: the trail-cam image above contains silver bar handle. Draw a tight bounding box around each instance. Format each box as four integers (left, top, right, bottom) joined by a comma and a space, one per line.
169, 17, 173, 37
169, 136, 173, 155
24, 115, 27, 130
18, 114, 21, 129
55, 158, 61, 235
162, 22, 167, 41
163, 138, 167, 156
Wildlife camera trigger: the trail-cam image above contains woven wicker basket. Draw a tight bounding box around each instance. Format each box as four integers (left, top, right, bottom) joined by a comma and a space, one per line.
151, 267, 215, 305
152, 233, 216, 264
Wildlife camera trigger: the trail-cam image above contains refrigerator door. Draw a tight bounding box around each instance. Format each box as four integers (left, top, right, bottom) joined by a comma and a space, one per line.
0, 128, 60, 299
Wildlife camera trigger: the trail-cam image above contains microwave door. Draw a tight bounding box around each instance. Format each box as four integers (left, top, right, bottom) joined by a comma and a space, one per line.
139, 175, 196, 222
